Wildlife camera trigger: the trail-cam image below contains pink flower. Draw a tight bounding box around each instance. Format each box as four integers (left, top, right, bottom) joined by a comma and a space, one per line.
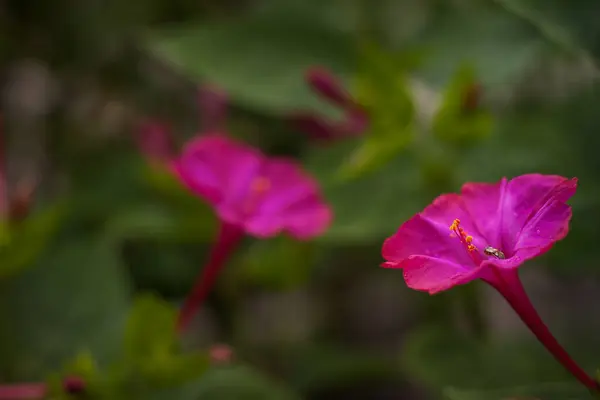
381, 174, 599, 392
173, 134, 332, 239
136, 120, 174, 163
290, 67, 368, 142
174, 134, 332, 331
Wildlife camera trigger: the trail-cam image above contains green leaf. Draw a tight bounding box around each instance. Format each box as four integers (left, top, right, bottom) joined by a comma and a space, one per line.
444, 382, 592, 400
304, 139, 425, 243
123, 293, 178, 364
0, 235, 131, 380
121, 293, 211, 390
411, 2, 545, 88
285, 343, 400, 394
146, 6, 357, 116
231, 236, 315, 291
159, 365, 300, 400
0, 202, 66, 278
339, 42, 416, 177
432, 64, 494, 146
402, 325, 598, 396
106, 163, 217, 243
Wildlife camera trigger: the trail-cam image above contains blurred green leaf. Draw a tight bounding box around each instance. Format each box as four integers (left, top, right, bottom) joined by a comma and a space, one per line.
402, 325, 598, 396
0, 202, 66, 278
120, 293, 210, 387
231, 236, 315, 291
0, 234, 131, 380
432, 64, 494, 146
411, 2, 545, 87
286, 343, 400, 394
162, 364, 301, 400
106, 163, 217, 243
339, 42, 416, 177
304, 139, 425, 243
444, 381, 591, 400
147, 6, 356, 116
124, 293, 177, 363
494, 0, 596, 58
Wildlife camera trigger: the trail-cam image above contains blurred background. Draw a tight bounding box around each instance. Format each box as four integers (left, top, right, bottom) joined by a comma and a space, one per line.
1, 0, 600, 399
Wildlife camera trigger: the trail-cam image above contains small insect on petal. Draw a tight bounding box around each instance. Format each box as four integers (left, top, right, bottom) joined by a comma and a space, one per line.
484, 246, 505, 259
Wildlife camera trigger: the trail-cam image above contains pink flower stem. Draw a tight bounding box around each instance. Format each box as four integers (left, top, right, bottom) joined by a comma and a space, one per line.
0, 382, 46, 399
176, 222, 243, 333
488, 268, 599, 392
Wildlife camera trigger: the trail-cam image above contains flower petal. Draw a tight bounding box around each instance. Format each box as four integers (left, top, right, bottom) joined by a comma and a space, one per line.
382, 212, 477, 268
391, 255, 483, 294
461, 178, 507, 248
500, 174, 575, 251
246, 158, 332, 239
483, 179, 576, 270
177, 134, 262, 208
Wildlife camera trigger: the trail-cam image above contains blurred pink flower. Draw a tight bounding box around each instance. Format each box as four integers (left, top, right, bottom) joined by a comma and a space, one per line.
136, 120, 174, 163
175, 134, 331, 330
290, 67, 368, 142
174, 134, 332, 239
381, 174, 599, 391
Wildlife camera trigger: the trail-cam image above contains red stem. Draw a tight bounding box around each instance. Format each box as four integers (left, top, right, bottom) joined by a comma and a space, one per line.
176, 222, 243, 333
487, 268, 599, 392
0, 382, 46, 399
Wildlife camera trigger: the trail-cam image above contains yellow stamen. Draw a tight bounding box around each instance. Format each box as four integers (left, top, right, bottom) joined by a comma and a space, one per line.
449, 218, 477, 252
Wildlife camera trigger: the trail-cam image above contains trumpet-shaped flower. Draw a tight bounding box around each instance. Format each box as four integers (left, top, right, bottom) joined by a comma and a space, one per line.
382, 174, 599, 392
174, 134, 332, 330
173, 134, 332, 239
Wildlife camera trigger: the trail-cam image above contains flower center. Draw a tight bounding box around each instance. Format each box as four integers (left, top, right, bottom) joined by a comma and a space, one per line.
243, 176, 271, 214
251, 176, 271, 194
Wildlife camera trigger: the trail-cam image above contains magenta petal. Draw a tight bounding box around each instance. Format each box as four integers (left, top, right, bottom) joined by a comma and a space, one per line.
177, 134, 262, 208
245, 158, 332, 239
382, 213, 477, 268
401, 255, 483, 294
500, 174, 574, 251
461, 178, 507, 247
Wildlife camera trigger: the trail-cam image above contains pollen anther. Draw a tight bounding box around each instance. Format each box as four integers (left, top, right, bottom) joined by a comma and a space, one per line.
449, 218, 477, 253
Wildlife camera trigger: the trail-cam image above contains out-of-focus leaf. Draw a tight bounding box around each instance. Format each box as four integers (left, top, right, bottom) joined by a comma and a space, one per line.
231, 236, 315, 291
304, 139, 425, 244
339, 42, 416, 177
402, 325, 597, 395
0, 235, 131, 380
157, 365, 300, 400
0, 202, 66, 278
286, 343, 400, 394
432, 64, 494, 146
121, 293, 210, 387
106, 163, 217, 243
494, 0, 597, 58
411, 3, 545, 87
147, 6, 356, 116
124, 293, 177, 363
444, 382, 590, 400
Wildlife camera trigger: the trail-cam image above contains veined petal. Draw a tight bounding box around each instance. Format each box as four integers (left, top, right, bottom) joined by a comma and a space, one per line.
399, 255, 483, 294
382, 213, 477, 268
461, 178, 507, 248
500, 174, 575, 251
